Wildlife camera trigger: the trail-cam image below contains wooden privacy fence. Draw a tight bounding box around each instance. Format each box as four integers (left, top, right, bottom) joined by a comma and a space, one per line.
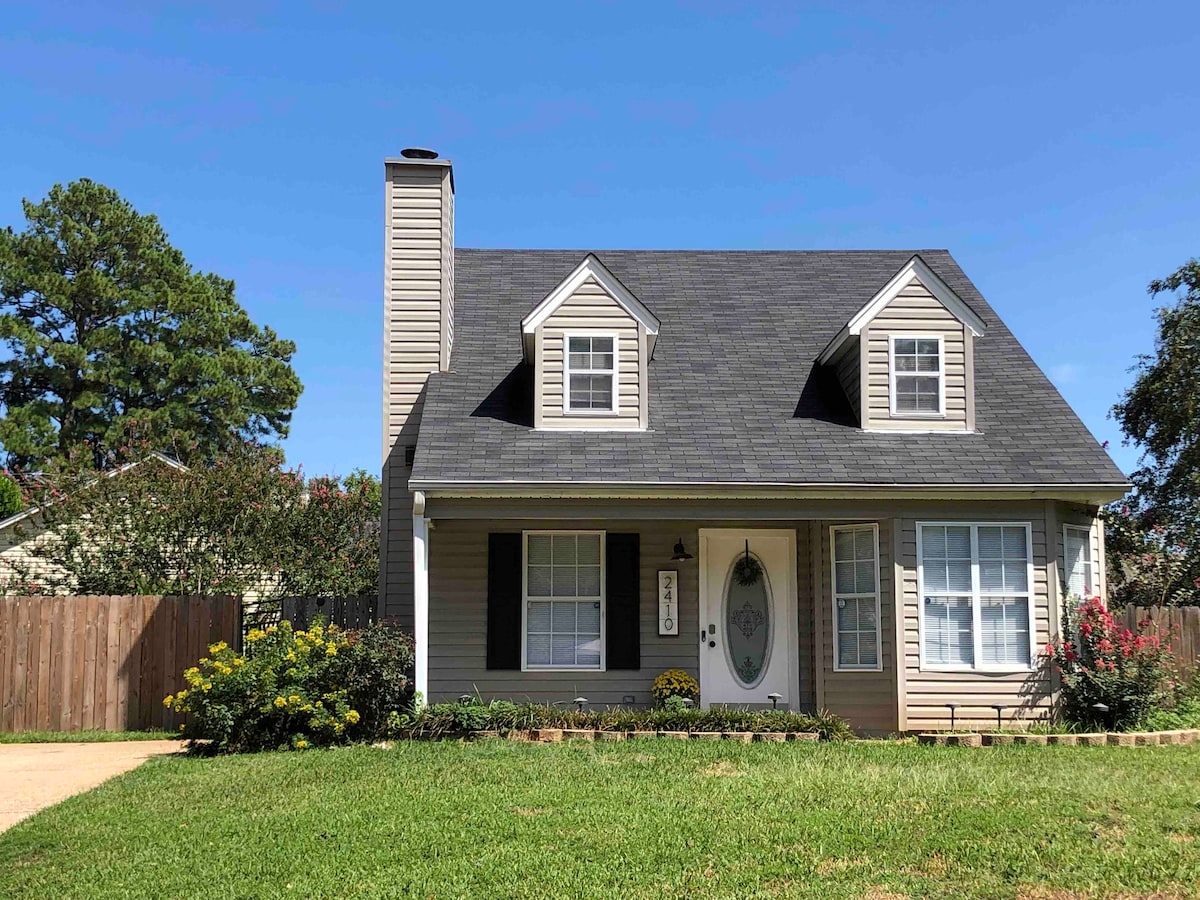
1118, 605, 1200, 678
243, 595, 377, 638
0, 595, 240, 734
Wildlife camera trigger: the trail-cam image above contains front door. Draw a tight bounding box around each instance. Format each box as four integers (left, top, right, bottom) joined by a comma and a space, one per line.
698, 529, 797, 708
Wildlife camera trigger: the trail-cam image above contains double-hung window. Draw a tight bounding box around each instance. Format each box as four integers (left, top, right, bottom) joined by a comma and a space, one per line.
831, 524, 881, 671
523, 531, 604, 670
919, 523, 1034, 670
564, 334, 617, 414
1063, 525, 1096, 600
891, 336, 943, 415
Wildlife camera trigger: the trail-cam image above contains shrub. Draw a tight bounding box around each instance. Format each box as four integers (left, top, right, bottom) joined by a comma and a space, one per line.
167, 618, 414, 752
1046, 596, 1177, 731
402, 699, 853, 742
330, 622, 414, 736
651, 668, 699, 706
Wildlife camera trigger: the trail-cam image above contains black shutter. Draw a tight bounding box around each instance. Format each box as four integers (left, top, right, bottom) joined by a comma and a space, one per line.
486, 533, 523, 670
606, 533, 641, 670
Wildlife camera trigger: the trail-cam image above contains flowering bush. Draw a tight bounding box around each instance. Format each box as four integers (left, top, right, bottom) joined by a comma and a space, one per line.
1046, 596, 1177, 730
651, 668, 699, 706
166, 619, 413, 752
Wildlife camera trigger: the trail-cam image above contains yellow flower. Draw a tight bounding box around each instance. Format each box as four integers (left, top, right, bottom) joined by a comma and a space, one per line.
201, 682, 212, 692
179, 723, 186, 731
246, 628, 266, 643
175, 689, 188, 701
285, 650, 296, 662
274, 696, 287, 708
296, 739, 309, 750
208, 641, 228, 655
325, 645, 337, 657
232, 657, 245, 667
344, 709, 360, 725
163, 694, 174, 707
288, 695, 301, 706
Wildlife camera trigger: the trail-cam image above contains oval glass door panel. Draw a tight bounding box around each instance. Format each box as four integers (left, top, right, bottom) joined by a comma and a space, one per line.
723, 555, 772, 687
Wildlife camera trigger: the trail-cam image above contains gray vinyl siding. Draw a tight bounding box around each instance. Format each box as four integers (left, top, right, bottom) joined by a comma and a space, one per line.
899, 503, 1054, 732
832, 340, 861, 423
811, 519, 899, 736
382, 159, 454, 625
426, 497, 1068, 734
537, 277, 644, 430
864, 279, 972, 432
428, 519, 699, 706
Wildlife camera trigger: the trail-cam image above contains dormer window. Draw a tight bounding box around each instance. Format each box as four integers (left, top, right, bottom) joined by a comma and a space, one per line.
565, 333, 617, 414
891, 336, 943, 416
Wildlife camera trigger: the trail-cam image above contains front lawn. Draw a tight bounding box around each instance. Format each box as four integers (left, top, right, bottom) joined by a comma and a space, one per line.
1, 741, 1198, 898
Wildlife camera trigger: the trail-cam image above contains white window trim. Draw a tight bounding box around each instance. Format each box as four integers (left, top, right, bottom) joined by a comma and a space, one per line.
520, 530, 606, 672
916, 521, 1037, 674
562, 331, 619, 416
830, 523, 883, 673
889, 334, 946, 419
1062, 523, 1097, 602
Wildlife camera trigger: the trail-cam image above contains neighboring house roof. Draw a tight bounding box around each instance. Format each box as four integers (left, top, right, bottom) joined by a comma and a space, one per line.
0, 451, 188, 532
410, 249, 1127, 492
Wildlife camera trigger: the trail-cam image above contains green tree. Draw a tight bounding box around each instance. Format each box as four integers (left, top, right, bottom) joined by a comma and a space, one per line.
1110, 259, 1200, 605
8, 437, 380, 599
0, 179, 302, 468
0, 471, 22, 518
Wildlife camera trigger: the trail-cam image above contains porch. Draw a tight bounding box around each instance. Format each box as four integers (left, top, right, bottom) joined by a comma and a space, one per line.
411, 499, 1079, 735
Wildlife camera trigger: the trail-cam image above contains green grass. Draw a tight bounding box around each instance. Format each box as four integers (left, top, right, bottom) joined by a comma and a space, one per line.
1, 741, 1199, 899
0, 730, 178, 744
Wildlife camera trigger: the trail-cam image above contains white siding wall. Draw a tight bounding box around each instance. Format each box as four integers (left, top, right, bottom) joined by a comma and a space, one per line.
864, 278, 973, 432
537, 277, 644, 430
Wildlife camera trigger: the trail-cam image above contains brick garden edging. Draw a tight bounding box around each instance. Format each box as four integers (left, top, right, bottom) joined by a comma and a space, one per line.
469, 729, 822, 743
917, 729, 1200, 747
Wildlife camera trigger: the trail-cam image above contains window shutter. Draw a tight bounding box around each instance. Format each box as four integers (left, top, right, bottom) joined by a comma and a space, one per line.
487, 533, 523, 670
605, 533, 641, 670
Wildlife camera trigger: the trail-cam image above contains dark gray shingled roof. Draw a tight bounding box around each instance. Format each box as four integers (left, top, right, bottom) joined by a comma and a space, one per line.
410, 249, 1127, 488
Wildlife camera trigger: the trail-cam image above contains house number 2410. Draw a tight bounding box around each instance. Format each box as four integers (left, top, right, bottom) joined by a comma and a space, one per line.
658, 570, 679, 636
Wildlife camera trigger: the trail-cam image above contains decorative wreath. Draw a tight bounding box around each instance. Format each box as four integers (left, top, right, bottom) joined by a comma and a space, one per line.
732, 540, 763, 586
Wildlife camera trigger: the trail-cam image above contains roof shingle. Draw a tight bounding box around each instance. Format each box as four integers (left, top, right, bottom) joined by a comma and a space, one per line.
410, 249, 1127, 489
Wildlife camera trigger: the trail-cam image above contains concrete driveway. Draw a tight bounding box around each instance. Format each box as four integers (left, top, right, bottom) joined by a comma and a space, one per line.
0, 740, 181, 832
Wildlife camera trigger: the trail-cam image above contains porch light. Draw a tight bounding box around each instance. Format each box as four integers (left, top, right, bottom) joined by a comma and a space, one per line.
767, 692, 782, 710
682, 698, 694, 708
573, 697, 588, 712
458, 694, 473, 705
671, 538, 694, 561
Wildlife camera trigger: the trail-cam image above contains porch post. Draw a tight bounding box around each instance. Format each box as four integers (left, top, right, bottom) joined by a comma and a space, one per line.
412, 490, 429, 705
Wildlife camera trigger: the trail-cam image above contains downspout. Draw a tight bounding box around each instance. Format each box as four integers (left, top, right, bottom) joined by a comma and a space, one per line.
412, 490, 429, 706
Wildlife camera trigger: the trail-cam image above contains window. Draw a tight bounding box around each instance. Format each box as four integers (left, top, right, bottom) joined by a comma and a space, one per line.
1063, 525, 1096, 600
564, 334, 617, 413
523, 531, 604, 670
918, 523, 1034, 670
891, 336, 943, 415
831, 524, 881, 671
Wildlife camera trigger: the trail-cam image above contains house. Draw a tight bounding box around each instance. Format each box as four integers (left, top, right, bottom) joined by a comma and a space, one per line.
0, 452, 190, 595
380, 149, 1128, 734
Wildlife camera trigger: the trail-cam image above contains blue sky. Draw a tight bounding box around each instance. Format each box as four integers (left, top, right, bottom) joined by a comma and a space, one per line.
2, 1, 1197, 478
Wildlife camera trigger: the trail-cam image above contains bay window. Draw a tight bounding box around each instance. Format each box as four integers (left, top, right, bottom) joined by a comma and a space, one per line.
918, 523, 1034, 670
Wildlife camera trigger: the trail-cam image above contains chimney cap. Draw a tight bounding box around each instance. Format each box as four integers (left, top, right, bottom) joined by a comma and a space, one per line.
400, 147, 439, 160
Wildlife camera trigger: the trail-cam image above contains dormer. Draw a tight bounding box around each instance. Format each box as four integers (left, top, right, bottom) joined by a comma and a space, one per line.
521, 255, 659, 431
818, 255, 986, 433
